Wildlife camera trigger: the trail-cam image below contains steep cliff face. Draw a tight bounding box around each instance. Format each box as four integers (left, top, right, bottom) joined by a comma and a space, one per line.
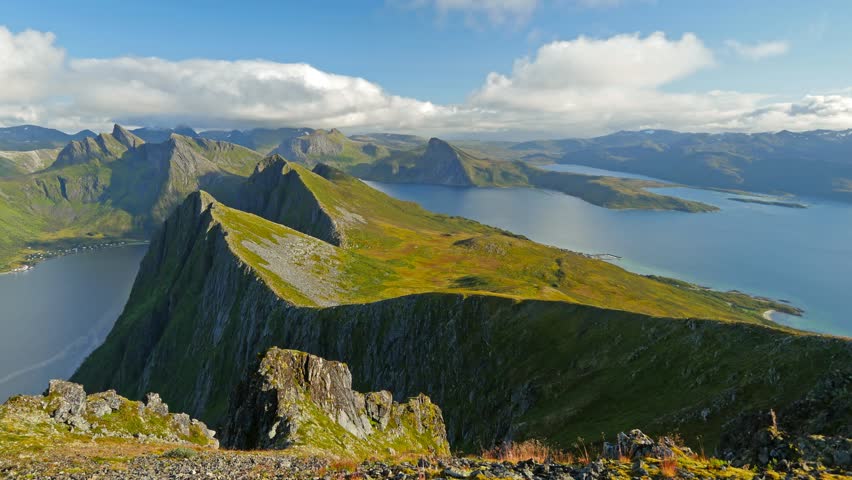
240, 156, 343, 245
221, 348, 448, 457
73, 193, 852, 451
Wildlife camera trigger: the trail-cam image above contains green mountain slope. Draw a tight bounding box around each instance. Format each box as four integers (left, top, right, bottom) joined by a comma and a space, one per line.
0, 125, 262, 270
71, 162, 840, 454
352, 138, 717, 212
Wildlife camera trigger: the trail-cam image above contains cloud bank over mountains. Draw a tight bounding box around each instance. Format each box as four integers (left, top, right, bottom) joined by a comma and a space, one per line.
1, 25, 851, 137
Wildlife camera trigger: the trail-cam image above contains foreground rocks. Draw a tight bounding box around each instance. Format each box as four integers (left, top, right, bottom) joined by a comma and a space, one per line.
222, 347, 449, 457
0, 379, 218, 448
1, 426, 849, 479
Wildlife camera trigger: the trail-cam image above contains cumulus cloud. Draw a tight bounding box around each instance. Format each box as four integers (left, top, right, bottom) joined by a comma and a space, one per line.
726, 40, 790, 60
1, 26, 852, 138
470, 32, 852, 136
0, 26, 462, 133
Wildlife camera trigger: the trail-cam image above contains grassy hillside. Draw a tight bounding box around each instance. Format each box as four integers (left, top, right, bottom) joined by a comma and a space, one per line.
72, 164, 847, 453
0, 125, 262, 271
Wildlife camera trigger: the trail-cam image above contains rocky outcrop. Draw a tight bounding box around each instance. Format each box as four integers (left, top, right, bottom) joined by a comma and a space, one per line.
221, 348, 448, 457
602, 429, 682, 460
0, 380, 218, 447
240, 155, 344, 245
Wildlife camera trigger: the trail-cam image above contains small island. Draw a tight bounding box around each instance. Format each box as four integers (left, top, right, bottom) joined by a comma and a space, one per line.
729, 197, 807, 209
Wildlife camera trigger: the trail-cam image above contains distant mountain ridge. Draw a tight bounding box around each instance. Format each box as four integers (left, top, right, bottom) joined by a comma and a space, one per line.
353, 138, 717, 212
0, 125, 96, 151
511, 128, 852, 202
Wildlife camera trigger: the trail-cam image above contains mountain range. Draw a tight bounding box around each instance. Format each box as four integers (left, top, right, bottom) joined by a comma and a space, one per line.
0, 125, 717, 271
0, 122, 849, 477
510, 129, 852, 202
71, 157, 848, 454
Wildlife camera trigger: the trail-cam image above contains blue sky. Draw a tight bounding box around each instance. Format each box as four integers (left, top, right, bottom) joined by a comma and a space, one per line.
1, 0, 851, 138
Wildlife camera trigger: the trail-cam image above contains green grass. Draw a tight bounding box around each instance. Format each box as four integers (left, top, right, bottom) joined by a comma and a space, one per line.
212, 164, 783, 323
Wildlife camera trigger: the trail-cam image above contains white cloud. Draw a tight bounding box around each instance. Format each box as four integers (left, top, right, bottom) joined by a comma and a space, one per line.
401, 0, 538, 25
1, 26, 852, 138
726, 40, 790, 60
0, 26, 459, 133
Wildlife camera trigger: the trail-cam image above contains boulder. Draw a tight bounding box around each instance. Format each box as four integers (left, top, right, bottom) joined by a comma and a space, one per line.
144, 392, 169, 416
221, 348, 449, 457
603, 430, 674, 459
46, 380, 87, 425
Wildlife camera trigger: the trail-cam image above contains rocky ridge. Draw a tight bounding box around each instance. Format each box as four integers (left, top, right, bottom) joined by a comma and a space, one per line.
222, 348, 449, 457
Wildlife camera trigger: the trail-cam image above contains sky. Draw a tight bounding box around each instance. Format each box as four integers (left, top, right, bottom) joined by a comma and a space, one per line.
1, 0, 851, 139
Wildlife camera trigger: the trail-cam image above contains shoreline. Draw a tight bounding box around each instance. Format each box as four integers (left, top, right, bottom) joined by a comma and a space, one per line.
763, 309, 776, 321
0, 241, 149, 275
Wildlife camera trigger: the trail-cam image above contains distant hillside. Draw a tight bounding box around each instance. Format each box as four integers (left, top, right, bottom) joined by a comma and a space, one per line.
0, 125, 262, 270
0, 148, 61, 176
199, 127, 314, 154
0, 125, 95, 151
511, 129, 852, 202
352, 138, 716, 212
131, 126, 199, 143
270, 128, 391, 167
350, 132, 427, 149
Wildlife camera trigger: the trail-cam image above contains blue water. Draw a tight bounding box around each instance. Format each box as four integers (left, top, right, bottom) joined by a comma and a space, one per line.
365, 171, 852, 337
0, 245, 146, 401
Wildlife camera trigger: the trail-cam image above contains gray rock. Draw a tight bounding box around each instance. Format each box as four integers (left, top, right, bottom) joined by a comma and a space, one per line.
144, 392, 169, 416
46, 380, 86, 423
171, 413, 192, 436
443, 467, 468, 479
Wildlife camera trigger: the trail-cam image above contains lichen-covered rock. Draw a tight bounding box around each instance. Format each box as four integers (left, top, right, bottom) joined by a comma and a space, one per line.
221, 348, 449, 458
46, 379, 87, 425
2, 380, 218, 448
144, 392, 169, 416
87, 390, 122, 418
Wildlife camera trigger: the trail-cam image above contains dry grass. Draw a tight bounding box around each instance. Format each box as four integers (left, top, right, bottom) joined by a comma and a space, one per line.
659, 457, 678, 478
482, 439, 574, 464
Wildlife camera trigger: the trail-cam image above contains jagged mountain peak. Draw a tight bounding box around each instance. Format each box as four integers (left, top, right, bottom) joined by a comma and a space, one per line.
111, 124, 145, 149
241, 158, 345, 246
